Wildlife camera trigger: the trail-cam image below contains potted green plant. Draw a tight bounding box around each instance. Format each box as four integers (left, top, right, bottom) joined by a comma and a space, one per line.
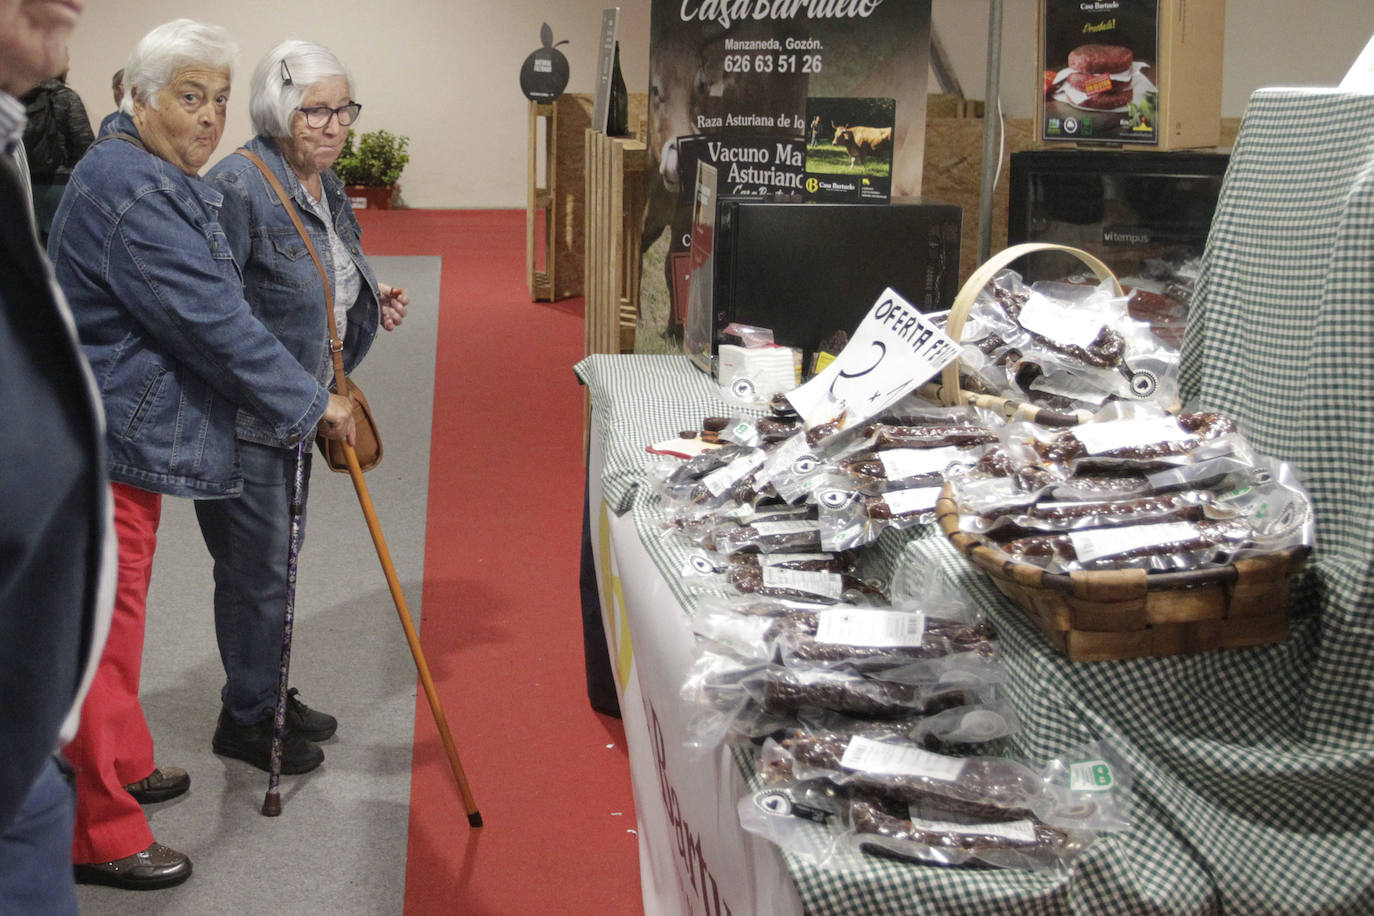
332, 128, 410, 210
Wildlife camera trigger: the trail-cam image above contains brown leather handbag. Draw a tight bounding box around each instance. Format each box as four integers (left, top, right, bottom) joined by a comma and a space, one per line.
238, 149, 381, 472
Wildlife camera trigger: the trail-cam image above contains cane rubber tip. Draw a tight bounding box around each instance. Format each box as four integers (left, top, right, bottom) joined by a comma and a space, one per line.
468, 811, 483, 828
262, 793, 282, 817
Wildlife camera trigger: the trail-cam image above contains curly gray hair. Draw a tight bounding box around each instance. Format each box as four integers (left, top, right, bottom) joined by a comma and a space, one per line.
120, 19, 236, 114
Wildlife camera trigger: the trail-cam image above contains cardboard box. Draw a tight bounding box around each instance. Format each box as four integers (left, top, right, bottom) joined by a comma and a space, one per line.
1037, 0, 1226, 149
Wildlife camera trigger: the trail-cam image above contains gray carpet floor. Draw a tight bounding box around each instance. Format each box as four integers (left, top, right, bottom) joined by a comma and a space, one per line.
76, 256, 440, 915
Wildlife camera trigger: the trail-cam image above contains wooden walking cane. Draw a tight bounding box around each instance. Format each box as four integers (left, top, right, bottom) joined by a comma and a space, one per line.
341, 440, 483, 827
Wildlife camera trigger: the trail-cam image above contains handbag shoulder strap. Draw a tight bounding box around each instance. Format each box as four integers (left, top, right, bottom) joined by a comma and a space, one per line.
236, 147, 347, 394
93, 131, 147, 152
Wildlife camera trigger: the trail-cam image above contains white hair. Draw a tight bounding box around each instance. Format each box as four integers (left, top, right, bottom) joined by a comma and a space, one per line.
120, 19, 237, 114
249, 39, 355, 139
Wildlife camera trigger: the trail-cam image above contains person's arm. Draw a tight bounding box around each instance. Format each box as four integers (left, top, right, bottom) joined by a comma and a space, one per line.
208, 158, 252, 268
210, 162, 355, 444
108, 186, 331, 443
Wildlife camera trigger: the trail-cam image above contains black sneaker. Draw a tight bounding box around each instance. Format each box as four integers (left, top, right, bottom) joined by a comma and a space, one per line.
212, 708, 323, 774
286, 688, 337, 742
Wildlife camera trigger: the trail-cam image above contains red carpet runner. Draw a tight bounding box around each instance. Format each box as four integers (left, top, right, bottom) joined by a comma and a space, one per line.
356, 210, 642, 914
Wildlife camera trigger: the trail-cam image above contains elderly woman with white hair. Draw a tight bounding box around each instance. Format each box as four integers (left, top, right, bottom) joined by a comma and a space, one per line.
199, 40, 407, 777
49, 20, 358, 890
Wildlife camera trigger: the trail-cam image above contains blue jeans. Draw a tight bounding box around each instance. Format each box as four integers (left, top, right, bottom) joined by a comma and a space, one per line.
0, 757, 79, 915
194, 440, 312, 724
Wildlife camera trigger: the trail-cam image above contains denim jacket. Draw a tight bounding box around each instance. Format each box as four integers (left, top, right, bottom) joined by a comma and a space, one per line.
205, 135, 380, 446
47, 114, 330, 498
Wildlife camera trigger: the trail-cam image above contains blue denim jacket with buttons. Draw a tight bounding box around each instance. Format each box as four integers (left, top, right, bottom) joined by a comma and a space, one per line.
205, 135, 380, 447
47, 114, 331, 498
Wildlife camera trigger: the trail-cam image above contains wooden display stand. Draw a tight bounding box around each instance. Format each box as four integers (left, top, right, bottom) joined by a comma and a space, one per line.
583, 129, 645, 355
526, 101, 556, 301
522, 94, 648, 303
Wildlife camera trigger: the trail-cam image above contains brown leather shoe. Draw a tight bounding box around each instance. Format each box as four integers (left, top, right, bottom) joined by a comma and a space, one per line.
122, 767, 190, 804
74, 842, 192, 890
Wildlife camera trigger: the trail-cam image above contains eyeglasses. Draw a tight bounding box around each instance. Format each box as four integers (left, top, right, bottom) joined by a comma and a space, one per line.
297, 103, 362, 129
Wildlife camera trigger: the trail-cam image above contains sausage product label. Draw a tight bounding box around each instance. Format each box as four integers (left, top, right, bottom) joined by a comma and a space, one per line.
878, 446, 965, 480
841, 736, 965, 781
880, 486, 943, 517
703, 449, 766, 496
760, 552, 832, 566
1017, 291, 1106, 350
814, 609, 926, 647
1071, 416, 1190, 455
761, 566, 842, 601
908, 815, 1038, 843
1069, 520, 1198, 563
753, 519, 822, 537
1069, 759, 1117, 792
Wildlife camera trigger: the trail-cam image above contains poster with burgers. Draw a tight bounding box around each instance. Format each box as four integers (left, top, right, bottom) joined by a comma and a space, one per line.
1039, 0, 1161, 145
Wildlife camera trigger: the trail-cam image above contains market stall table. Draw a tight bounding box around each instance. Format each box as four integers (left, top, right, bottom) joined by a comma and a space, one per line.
575, 79, 1374, 916
578, 345, 1374, 913
581, 355, 801, 916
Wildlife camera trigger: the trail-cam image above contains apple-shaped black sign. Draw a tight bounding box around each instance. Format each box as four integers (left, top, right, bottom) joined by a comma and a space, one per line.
520, 23, 570, 101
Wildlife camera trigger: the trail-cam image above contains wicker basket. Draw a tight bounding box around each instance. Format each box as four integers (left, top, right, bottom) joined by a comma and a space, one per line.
919, 242, 1125, 428
935, 486, 1311, 662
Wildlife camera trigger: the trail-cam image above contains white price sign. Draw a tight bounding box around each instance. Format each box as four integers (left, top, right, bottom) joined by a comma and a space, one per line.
1340, 32, 1374, 91
785, 289, 960, 436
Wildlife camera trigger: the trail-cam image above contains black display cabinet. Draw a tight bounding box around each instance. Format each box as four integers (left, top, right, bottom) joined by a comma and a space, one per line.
1008, 148, 1230, 344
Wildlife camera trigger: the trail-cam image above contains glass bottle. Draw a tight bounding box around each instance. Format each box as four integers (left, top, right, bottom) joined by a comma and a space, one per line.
608, 41, 629, 136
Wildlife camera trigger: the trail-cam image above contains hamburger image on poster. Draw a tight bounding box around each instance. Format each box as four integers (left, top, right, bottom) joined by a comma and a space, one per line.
1062, 43, 1136, 109
1046, 41, 1154, 114
1041, 0, 1163, 140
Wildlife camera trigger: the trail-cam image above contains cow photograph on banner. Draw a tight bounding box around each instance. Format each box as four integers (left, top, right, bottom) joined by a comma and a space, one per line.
639, 0, 933, 351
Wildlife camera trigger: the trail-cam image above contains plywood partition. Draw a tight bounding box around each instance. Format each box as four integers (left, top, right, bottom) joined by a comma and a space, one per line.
922, 115, 1038, 284
537, 93, 648, 301
583, 130, 646, 356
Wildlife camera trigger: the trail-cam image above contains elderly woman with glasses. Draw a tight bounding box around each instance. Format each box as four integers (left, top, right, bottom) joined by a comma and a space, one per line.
197, 40, 408, 779
49, 20, 358, 890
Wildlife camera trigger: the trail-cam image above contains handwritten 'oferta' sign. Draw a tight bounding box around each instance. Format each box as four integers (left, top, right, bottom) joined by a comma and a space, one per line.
785, 288, 959, 435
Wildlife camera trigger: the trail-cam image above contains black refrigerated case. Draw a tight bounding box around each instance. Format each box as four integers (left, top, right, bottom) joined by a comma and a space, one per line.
1007, 148, 1230, 345
693, 198, 962, 370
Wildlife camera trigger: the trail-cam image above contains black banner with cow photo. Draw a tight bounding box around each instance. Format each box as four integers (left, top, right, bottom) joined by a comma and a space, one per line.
639, 0, 932, 351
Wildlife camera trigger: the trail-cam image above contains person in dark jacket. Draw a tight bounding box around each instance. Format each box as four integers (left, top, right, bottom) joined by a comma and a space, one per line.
0, 0, 114, 912
97, 67, 122, 135
48, 18, 357, 891
20, 49, 93, 240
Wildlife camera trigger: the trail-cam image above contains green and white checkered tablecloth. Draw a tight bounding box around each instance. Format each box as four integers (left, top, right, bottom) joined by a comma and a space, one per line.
577, 354, 767, 516
1182, 89, 1374, 754
576, 90, 1374, 911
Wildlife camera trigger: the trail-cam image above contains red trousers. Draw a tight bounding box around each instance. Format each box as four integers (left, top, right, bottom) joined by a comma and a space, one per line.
64, 482, 160, 864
